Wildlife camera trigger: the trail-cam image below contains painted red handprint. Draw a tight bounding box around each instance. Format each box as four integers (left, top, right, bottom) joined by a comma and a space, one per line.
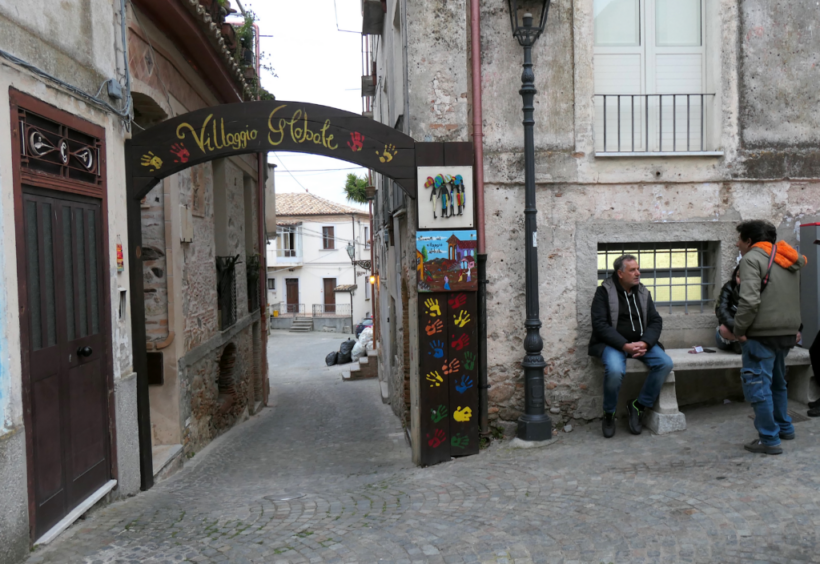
442, 358, 460, 375
449, 294, 467, 309
428, 429, 446, 448
171, 143, 190, 164
451, 333, 470, 351
425, 319, 443, 336
347, 131, 365, 152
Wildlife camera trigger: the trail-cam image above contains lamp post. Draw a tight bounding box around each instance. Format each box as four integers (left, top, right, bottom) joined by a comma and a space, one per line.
346, 240, 356, 332
507, 0, 552, 441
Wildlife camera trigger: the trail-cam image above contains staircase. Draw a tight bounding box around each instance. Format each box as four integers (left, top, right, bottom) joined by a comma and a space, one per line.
289, 317, 313, 333
342, 348, 378, 381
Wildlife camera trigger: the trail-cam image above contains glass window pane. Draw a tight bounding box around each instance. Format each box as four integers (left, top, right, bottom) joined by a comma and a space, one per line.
75, 208, 88, 338
62, 206, 75, 341
656, 0, 701, 46
42, 203, 57, 347
25, 201, 42, 351
594, 0, 640, 46
87, 210, 99, 335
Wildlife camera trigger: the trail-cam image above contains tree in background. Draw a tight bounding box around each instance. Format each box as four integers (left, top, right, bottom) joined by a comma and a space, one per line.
344, 173, 368, 204
421, 246, 428, 262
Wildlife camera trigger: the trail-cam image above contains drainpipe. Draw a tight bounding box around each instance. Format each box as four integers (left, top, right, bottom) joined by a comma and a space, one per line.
470, 0, 489, 437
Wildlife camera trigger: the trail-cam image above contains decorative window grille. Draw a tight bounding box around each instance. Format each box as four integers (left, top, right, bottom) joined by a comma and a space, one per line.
18, 108, 102, 184
216, 255, 239, 330
597, 241, 717, 313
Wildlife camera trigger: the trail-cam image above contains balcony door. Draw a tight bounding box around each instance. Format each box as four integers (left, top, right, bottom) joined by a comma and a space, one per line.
22, 189, 111, 539
593, 0, 707, 152
323, 278, 337, 313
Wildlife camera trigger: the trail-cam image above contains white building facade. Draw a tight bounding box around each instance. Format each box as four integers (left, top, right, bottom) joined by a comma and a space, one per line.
268, 193, 372, 332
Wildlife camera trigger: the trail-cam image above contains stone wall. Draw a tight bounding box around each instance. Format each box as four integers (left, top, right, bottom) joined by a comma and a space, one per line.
379, 0, 820, 439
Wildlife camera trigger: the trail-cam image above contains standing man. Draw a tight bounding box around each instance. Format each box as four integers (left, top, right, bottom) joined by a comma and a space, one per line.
589, 255, 674, 438
733, 220, 806, 455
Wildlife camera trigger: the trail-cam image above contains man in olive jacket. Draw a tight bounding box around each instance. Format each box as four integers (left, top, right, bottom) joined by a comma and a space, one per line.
589, 255, 674, 438
733, 220, 806, 455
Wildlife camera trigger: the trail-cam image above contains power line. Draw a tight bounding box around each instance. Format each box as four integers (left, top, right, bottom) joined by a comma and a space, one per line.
283, 166, 365, 173
273, 153, 311, 193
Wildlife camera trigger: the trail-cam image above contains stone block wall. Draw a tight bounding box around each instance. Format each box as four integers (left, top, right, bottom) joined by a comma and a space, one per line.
181, 325, 254, 454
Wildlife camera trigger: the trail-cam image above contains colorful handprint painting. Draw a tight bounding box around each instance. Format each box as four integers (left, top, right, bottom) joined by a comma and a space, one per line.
416, 166, 474, 229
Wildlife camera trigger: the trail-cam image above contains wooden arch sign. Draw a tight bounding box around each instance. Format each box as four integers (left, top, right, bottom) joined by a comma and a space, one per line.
126, 100, 417, 200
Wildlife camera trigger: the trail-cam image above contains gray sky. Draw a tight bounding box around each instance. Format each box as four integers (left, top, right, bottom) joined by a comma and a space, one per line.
240, 0, 369, 212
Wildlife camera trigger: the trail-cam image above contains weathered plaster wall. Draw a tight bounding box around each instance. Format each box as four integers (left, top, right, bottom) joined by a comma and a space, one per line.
0, 430, 28, 564
392, 0, 820, 437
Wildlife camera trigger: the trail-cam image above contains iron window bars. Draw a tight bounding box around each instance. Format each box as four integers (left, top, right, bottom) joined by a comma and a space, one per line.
594, 94, 716, 154
597, 241, 716, 314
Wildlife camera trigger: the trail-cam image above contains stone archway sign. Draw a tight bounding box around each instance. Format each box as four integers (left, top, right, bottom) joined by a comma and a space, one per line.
127, 100, 417, 199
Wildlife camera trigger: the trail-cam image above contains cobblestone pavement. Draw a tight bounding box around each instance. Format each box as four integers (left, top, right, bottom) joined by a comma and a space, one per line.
27, 331, 820, 563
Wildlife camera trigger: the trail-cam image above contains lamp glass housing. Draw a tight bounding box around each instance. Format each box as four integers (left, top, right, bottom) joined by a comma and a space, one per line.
507, 0, 551, 46
346, 242, 355, 260
369, 275, 376, 285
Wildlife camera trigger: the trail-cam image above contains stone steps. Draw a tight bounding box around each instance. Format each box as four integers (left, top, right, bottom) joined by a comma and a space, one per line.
342, 349, 378, 381
289, 318, 313, 332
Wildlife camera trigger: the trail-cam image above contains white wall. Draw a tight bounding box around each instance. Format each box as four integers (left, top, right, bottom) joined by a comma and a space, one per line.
267, 214, 372, 323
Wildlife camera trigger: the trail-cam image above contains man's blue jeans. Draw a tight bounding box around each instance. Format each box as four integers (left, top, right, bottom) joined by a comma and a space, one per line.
740, 338, 794, 446
601, 345, 674, 414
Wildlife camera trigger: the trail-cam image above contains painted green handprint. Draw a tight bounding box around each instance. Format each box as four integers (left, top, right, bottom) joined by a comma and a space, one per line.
451, 433, 469, 449
464, 351, 476, 371
431, 405, 448, 423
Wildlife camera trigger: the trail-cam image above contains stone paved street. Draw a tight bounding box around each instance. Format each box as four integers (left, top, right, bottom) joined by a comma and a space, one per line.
26, 331, 820, 563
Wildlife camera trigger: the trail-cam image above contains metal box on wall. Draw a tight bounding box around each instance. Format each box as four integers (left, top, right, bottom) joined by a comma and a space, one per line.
800, 223, 820, 348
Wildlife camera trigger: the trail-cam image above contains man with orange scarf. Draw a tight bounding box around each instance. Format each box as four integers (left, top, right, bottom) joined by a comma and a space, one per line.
734, 220, 806, 455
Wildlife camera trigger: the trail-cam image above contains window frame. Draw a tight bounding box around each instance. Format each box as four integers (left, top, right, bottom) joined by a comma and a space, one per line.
597, 241, 717, 313
322, 226, 335, 250
267, 278, 275, 290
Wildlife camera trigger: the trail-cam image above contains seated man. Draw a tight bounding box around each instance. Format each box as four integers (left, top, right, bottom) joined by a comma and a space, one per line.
589, 254, 674, 438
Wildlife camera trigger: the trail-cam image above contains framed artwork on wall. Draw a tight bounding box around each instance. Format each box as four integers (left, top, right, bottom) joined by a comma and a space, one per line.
416, 166, 474, 230
416, 229, 478, 293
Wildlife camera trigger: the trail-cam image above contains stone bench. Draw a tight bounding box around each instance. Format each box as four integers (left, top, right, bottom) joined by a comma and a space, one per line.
623, 347, 814, 434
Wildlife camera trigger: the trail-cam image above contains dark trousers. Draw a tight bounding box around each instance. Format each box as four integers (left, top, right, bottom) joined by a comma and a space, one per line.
811, 333, 820, 385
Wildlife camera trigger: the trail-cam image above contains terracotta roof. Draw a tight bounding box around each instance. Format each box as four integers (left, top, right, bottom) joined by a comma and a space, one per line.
276, 193, 368, 217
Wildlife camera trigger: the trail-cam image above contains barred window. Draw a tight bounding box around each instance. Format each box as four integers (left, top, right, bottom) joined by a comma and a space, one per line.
597, 242, 717, 313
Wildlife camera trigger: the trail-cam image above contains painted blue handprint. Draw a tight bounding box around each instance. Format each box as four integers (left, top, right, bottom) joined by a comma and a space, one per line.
455, 375, 474, 394
428, 340, 445, 358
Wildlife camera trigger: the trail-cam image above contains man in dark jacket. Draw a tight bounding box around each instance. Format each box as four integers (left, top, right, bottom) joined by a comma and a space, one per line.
733, 220, 805, 455
589, 255, 674, 438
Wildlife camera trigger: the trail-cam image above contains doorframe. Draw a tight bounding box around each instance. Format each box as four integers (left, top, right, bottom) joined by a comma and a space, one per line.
9, 89, 117, 541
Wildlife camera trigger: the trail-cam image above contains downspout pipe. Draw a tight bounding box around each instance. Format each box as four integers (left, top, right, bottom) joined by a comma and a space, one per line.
470, 0, 489, 437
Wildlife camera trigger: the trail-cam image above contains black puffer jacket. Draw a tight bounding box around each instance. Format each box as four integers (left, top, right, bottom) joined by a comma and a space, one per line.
715, 280, 739, 332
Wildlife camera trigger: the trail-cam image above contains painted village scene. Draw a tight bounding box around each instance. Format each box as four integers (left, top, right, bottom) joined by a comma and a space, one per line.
416, 230, 478, 293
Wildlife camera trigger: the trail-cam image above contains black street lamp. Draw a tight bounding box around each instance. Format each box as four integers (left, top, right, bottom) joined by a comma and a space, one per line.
507, 0, 552, 441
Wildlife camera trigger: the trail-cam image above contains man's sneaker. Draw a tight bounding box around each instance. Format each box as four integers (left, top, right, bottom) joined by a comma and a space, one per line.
744, 439, 782, 455
627, 400, 643, 435
808, 398, 820, 409
780, 432, 795, 440
808, 405, 820, 418
602, 413, 616, 439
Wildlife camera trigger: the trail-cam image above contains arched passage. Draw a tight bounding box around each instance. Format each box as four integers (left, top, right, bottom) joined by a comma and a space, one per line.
125, 101, 421, 490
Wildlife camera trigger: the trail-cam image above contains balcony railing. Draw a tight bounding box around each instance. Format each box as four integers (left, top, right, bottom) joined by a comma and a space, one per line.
274, 248, 302, 263
594, 94, 718, 155
312, 304, 352, 317
275, 302, 307, 317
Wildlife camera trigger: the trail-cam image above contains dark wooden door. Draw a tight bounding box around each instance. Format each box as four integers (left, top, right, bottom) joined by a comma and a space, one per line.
22, 189, 110, 538
323, 278, 336, 313
285, 278, 299, 313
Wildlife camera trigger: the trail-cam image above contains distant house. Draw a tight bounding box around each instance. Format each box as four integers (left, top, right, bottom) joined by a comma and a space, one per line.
268, 193, 371, 331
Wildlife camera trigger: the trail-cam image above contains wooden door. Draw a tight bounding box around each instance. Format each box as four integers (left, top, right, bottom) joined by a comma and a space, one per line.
285, 278, 299, 313
323, 278, 336, 313
22, 189, 110, 538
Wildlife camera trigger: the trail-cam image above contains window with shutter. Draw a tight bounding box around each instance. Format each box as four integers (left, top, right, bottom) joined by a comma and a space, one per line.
593, 0, 714, 154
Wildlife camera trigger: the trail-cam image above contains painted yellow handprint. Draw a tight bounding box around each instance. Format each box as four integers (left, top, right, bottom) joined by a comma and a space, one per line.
454, 310, 471, 328
141, 151, 163, 172
426, 371, 444, 387
376, 143, 397, 163
453, 406, 472, 422
424, 298, 441, 317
